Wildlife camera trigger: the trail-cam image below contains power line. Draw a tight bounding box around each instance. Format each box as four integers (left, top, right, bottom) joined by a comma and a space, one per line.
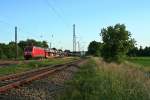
0, 19, 14, 28
44, 0, 70, 28
0, 19, 24, 34
0, 19, 40, 41
51, 0, 65, 16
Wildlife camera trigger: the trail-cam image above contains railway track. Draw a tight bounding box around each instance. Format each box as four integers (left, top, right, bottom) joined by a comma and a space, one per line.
0, 60, 81, 93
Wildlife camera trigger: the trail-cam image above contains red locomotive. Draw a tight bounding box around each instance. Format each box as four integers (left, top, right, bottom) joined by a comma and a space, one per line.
24, 46, 65, 60
24, 46, 45, 59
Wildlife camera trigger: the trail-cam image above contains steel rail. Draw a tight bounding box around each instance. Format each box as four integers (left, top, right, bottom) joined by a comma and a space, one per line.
0, 60, 81, 93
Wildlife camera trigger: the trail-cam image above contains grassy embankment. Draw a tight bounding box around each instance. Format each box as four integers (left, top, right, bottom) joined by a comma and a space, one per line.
0, 57, 79, 76
56, 57, 150, 100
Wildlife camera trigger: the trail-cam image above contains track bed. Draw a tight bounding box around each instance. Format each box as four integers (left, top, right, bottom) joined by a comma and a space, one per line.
0, 59, 83, 93
0, 59, 86, 100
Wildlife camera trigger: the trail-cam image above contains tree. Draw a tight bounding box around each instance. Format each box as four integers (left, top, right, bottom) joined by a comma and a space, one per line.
87, 41, 102, 56
41, 41, 48, 48
26, 39, 37, 46
127, 47, 138, 57
100, 24, 135, 62
0, 43, 9, 59
18, 40, 27, 50
52, 48, 57, 51
0, 47, 6, 59
18, 39, 49, 50
128, 46, 150, 57
0, 39, 49, 59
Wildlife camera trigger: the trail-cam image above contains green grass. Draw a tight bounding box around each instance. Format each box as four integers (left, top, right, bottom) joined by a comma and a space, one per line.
56, 57, 150, 100
0, 57, 79, 76
127, 57, 150, 67
126, 57, 150, 72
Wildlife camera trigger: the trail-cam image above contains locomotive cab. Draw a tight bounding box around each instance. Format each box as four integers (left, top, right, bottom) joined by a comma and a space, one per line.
24, 46, 33, 60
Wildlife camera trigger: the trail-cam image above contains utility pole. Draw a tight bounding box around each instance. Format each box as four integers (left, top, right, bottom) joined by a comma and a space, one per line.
50, 34, 53, 49
15, 26, 18, 60
77, 41, 80, 52
49, 42, 51, 49
73, 24, 76, 52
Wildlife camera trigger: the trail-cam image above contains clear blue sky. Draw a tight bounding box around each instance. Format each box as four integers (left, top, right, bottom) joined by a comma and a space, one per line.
0, 0, 150, 51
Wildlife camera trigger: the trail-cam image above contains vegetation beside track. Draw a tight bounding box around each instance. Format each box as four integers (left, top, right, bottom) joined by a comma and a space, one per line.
127, 57, 150, 67
0, 57, 79, 76
126, 57, 150, 73
56, 57, 150, 100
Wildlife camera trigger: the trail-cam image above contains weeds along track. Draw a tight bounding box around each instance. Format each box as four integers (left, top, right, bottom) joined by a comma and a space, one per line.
0, 59, 49, 67
0, 61, 19, 67
0, 57, 74, 67
0, 60, 81, 93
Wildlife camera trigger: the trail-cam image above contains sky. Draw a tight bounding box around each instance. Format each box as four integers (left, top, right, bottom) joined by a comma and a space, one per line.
0, 0, 150, 51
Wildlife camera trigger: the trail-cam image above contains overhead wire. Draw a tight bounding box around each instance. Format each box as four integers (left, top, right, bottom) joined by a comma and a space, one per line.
44, 0, 70, 28
0, 0, 72, 45
51, 0, 65, 17
0, 18, 41, 42
0, 19, 14, 28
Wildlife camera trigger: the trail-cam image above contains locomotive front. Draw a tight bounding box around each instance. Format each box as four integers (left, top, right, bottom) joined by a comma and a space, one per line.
24, 46, 33, 60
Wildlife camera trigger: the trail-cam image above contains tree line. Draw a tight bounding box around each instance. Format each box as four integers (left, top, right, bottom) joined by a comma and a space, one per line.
127, 46, 150, 57
0, 39, 48, 59
87, 24, 150, 62
88, 41, 150, 57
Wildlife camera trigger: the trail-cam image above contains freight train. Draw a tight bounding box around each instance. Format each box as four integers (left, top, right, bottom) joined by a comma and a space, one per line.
24, 46, 65, 60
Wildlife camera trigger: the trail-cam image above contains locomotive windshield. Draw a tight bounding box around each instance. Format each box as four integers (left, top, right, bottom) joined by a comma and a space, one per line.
24, 47, 33, 52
